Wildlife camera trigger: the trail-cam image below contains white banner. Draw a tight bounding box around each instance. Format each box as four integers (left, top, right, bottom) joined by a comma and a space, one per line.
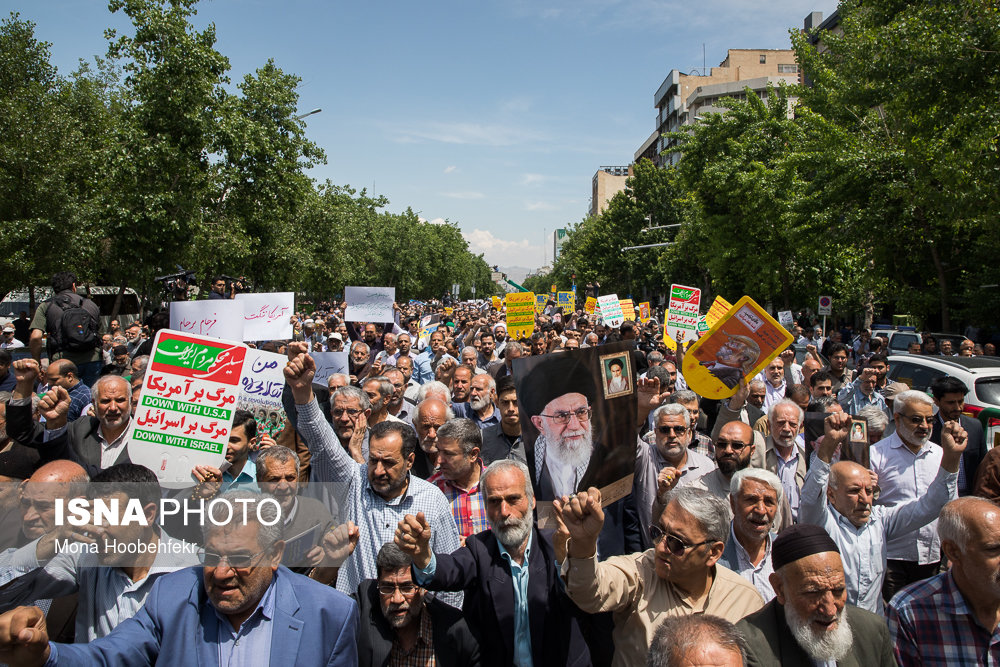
345, 286, 395, 323
598, 294, 625, 328
169, 300, 245, 341
234, 292, 294, 341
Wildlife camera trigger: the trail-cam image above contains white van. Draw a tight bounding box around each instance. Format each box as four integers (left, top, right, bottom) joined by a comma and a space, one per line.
0, 286, 143, 333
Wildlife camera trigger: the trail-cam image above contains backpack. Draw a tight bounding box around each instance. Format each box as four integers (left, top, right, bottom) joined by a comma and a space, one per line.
47, 292, 99, 353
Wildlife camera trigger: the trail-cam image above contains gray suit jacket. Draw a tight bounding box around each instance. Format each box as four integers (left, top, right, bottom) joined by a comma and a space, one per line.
737, 599, 896, 667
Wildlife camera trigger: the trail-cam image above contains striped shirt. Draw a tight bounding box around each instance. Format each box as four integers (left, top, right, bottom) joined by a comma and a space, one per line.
295, 398, 462, 604
0, 531, 199, 641
888, 570, 1000, 666
427, 465, 489, 538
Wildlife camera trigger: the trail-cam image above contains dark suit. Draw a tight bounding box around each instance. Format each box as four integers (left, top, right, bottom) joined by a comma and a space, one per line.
5, 401, 129, 477
419, 528, 592, 667
354, 580, 479, 667
737, 600, 895, 667
932, 414, 985, 495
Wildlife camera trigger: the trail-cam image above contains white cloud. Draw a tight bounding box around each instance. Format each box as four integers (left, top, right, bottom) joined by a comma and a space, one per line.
519, 173, 546, 186
390, 120, 546, 147
418, 216, 448, 225
443, 165, 458, 174
463, 229, 544, 268
525, 201, 558, 211
441, 191, 486, 200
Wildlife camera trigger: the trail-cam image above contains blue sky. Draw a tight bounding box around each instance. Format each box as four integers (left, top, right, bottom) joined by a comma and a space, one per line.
12, 0, 838, 275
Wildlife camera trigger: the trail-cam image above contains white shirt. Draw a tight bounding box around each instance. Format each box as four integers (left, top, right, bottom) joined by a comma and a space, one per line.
98, 427, 129, 470
761, 380, 786, 412
870, 432, 945, 564
728, 523, 775, 601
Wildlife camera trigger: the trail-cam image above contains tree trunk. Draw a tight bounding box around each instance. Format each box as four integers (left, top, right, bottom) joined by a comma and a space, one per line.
863, 257, 875, 330
110, 281, 128, 322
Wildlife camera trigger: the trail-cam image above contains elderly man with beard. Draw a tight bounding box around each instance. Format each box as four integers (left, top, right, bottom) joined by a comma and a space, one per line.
355, 543, 479, 666
871, 389, 957, 602
799, 410, 963, 615
635, 404, 716, 548
467, 374, 499, 429
395, 459, 593, 667
411, 398, 454, 479
718, 469, 783, 602
737, 524, 895, 666
363, 376, 401, 426
557, 486, 763, 667
752, 399, 806, 521
7, 360, 131, 476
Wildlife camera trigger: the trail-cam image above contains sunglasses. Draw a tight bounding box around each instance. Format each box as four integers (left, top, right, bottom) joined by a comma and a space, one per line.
199, 547, 270, 569
715, 439, 749, 452
377, 582, 419, 596
656, 425, 689, 435
650, 525, 712, 555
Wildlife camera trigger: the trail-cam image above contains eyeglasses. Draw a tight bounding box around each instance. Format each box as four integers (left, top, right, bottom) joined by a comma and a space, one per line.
650, 525, 712, 555
539, 407, 591, 425
332, 408, 363, 418
377, 582, 419, 596
902, 414, 935, 426
715, 439, 749, 451
198, 547, 270, 569
656, 425, 689, 435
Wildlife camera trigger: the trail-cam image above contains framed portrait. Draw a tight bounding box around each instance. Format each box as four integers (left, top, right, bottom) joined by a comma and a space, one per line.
600, 351, 633, 399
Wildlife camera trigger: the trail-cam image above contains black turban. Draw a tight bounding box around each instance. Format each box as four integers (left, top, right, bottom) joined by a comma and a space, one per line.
772, 524, 840, 571
520, 353, 597, 417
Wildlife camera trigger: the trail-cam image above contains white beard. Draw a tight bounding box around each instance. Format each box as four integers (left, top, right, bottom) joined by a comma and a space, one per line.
541, 425, 594, 470
469, 395, 490, 411
785, 603, 853, 662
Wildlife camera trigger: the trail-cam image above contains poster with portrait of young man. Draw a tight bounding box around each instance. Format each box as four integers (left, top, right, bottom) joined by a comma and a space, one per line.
512, 340, 637, 506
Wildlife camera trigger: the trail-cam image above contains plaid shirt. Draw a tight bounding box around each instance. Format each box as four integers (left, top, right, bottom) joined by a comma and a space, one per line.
888, 570, 1000, 666
427, 464, 489, 538
389, 602, 436, 666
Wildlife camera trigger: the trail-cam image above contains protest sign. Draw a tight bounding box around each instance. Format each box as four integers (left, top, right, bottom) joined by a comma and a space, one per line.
237, 349, 287, 438
584, 296, 597, 314
234, 292, 294, 342
345, 286, 395, 323
598, 294, 624, 328
534, 294, 547, 314
697, 316, 709, 337
620, 299, 636, 321
705, 295, 733, 328
491, 296, 502, 310
778, 310, 794, 330
311, 351, 350, 388
127, 330, 248, 487
666, 284, 701, 344
169, 300, 245, 341
682, 296, 794, 400
638, 302, 650, 322
505, 292, 536, 339
512, 341, 637, 507
557, 291, 575, 312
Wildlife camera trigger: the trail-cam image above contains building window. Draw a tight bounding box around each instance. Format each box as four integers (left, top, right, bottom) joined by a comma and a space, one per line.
760, 55, 766, 64
778, 64, 800, 73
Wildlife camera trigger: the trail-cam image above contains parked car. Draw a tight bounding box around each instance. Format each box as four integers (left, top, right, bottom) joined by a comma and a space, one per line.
887, 354, 1000, 447
872, 327, 921, 354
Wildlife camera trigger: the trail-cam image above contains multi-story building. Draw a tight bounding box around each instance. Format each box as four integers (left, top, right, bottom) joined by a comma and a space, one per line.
649, 49, 800, 166
590, 165, 631, 217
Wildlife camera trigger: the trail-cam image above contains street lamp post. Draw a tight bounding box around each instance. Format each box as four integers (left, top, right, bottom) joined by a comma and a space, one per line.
293, 108, 322, 121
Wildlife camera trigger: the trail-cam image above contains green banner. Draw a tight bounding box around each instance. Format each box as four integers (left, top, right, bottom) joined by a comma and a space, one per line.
152, 337, 227, 373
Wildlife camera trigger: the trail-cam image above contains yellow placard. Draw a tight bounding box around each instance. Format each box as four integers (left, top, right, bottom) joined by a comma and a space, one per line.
681, 296, 794, 400
584, 297, 597, 314
557, 291, 575, 312
444, 307, 453, 316
505, 292, 536, 340
491, 296, 501, 310
638, 302, 650, 322
620, 299, 636, 321
705, 295, 732, 328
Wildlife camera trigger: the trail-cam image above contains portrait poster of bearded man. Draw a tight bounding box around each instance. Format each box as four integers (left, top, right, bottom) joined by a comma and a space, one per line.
512, 341, 637, 505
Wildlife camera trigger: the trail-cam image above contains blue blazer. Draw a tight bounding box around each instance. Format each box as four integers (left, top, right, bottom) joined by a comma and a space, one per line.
50, 566, 358, 666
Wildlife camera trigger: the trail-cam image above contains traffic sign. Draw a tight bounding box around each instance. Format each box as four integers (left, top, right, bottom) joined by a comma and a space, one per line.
818, 296, 832, 316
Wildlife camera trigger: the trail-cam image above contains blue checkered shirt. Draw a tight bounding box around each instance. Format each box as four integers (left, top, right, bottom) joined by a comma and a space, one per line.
295, 398, 463, 605
888, 569, 1000, 666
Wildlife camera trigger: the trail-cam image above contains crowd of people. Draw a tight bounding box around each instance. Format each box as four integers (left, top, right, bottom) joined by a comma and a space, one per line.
0, 271, 997, 666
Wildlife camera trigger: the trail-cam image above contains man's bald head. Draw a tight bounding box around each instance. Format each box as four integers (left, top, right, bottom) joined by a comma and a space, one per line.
718, 421, 753, 445
29, 459, 88, 484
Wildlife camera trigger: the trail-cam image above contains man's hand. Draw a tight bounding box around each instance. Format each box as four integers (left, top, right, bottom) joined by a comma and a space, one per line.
283, 352, 315, 405
940, 420, 969, 474
11, 359, 39, 399
38, 386, 71, 430
370, 358, 384, 378
780, 348, 796, 368
819, 411, 853, 463
347, 413, 368, 463
728, 377, 750, 411
656, 466, 681, 500
256, 433, 277, 451
636, 377, 668, 420
395, 512, 433, 569
552, 487, 604, 559
0, 605, 50, 667
320, 521, 359, 567
191, 465, 223, 500
285, 341, 308, 361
